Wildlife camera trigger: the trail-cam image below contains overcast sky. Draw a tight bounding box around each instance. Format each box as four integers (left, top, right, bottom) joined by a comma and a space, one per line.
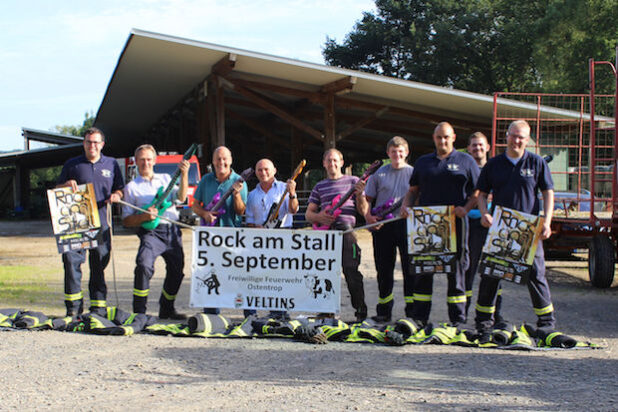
0, 0, 375, 151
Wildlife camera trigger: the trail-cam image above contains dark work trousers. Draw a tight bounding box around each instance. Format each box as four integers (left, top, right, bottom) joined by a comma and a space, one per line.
465, 218, 504, 321
412, 216, 469, 325
372, 219, 414, 318
62, 228, 110, 314
342, 230, 367, 319
475, 240, 555, 332
133, 224, 185, 314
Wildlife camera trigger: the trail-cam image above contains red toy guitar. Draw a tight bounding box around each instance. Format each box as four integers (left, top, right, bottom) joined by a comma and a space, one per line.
313, 159, 383, 230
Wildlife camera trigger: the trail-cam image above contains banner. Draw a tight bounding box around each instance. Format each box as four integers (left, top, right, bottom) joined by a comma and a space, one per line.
407, 205, 457, 275
478, 206, 544, 284
47, 183, 102, 253
191, 227, 342, 313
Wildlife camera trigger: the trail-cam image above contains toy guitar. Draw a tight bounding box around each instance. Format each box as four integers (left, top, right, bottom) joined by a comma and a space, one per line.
141, 144, 198, 230
262, 160, 306, 229
368, 197, 404, 231
201, 168, 254, 226
313, 159, 383, 230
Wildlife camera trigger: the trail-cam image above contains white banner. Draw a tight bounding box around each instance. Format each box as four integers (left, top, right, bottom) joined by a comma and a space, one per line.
190, 227, 342, 313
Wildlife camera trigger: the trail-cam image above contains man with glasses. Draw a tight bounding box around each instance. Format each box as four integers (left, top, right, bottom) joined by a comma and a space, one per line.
56, 127, 124, 316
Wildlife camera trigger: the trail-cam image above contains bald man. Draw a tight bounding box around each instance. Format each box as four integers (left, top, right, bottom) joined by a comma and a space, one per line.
192, 146, 248, 315
401, 122, 479, 327
245, 159, 299, 320
245, 158, 299, 228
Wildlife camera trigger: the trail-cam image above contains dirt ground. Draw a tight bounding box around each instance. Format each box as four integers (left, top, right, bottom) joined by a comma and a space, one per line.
1, 219, 617, 411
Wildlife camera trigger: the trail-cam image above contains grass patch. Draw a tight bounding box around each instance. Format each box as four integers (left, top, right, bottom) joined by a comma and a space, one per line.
0, 265, 63, 313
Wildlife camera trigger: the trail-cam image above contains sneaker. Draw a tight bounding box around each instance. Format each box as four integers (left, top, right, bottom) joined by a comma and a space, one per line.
159, 308, 187, 320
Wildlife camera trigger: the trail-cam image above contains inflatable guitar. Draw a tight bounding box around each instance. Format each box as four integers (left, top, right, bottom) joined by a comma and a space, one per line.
263, 159, 306, 229
368, 197, 404, 231
141, 144, 198, 230
201, 168, 254, 226
313, 159, 383, 230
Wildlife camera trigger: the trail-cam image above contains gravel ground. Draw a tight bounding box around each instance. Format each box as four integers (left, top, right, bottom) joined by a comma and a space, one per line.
0, 220, 617, 411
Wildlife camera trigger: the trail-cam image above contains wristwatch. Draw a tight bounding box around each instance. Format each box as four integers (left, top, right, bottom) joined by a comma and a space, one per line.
289, 194, 297, 199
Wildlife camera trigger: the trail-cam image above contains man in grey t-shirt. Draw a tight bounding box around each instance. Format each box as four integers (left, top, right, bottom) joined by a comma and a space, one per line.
363, 136, 414, 322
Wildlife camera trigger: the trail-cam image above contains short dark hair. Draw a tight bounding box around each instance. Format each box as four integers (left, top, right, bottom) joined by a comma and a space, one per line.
468, 132, 488, 146
84, 127, 105, 142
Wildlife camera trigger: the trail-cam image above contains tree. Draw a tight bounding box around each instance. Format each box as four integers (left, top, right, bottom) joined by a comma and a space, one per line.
54, 111, 95, 137
534, 0, 618, 94
323, 0, 617, 94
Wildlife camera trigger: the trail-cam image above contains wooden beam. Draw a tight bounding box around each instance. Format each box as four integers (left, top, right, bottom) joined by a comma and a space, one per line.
219, 77, 325, 142
337, 107, 389, 141
215, 76, 225, 146
233, 78, 321, 103
323, 93, 336, 148
336, 96, 489, 130
320, 76, 357, 95
212, 53, 237, 76
226, 108, 290, 149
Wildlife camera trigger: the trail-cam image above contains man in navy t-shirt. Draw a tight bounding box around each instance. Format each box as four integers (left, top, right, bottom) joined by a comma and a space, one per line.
401, 122, 479, 327
56, 127, 124, 316
474, 120, 556, 342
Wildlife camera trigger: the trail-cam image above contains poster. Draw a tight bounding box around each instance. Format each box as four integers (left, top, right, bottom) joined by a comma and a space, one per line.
478, 206, 544, 284
47, 183, 102, 253
191, 227, 342, 313
407, 205, 457, 275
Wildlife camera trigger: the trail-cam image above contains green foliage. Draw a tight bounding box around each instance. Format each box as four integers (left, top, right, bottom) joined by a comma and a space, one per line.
54, 111, 95, 137
323, 0, 617, 94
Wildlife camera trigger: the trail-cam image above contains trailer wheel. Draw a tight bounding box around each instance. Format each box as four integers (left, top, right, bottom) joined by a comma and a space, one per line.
588, 235, 615, 288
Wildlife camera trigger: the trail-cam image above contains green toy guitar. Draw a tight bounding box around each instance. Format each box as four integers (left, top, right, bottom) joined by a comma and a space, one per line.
141, 144, 199, 230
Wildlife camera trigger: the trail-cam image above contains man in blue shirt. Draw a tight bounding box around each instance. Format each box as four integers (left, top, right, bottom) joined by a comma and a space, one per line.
245, 158, 298, 229
401, 122, 479, 327
245, 158, 299, 319
56, 127, 124, 316
192, 146, 248, 315
475, 120, 556, 340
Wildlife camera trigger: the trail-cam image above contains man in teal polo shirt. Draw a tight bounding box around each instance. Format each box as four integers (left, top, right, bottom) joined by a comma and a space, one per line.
192, 145, 248, 315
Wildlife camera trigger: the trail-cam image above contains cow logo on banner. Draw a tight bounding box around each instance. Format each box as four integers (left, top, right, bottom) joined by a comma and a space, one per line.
191, 227, 342, 314
407, 205, 457, 275
46, 183, 102, 253
478, 206, 544, 284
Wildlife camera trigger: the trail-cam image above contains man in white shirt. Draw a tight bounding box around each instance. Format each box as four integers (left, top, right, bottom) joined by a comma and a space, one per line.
122, 144, 189, 320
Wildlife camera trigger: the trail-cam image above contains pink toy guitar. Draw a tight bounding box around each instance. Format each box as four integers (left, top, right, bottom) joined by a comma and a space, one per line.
313, 160, 382, 230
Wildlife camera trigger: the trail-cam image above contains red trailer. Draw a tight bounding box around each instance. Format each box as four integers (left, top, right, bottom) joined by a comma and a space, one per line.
492, 53, 617, 288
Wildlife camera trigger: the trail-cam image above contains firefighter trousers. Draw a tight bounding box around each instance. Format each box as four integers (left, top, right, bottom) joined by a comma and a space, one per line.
133, 224, 185, 313
62, 228, 110, 314
372, 219, 414, 317
475, 240, 555, 331
465, 218, 503, 321
411, 216, 469, 325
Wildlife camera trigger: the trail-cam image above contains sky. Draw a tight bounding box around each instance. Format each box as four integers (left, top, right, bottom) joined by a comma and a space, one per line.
0, 0, 375, 152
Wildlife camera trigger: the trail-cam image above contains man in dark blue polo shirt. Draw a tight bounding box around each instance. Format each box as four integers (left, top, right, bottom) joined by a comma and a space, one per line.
56, 127, 124, 316
474, 120, 555, 340
401, 122, 479, 327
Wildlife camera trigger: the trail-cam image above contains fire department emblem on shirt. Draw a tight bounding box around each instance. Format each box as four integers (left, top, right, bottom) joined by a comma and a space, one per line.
520, 168, 534, 177
101, 169, 112, 178
447, 163, 460, 172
